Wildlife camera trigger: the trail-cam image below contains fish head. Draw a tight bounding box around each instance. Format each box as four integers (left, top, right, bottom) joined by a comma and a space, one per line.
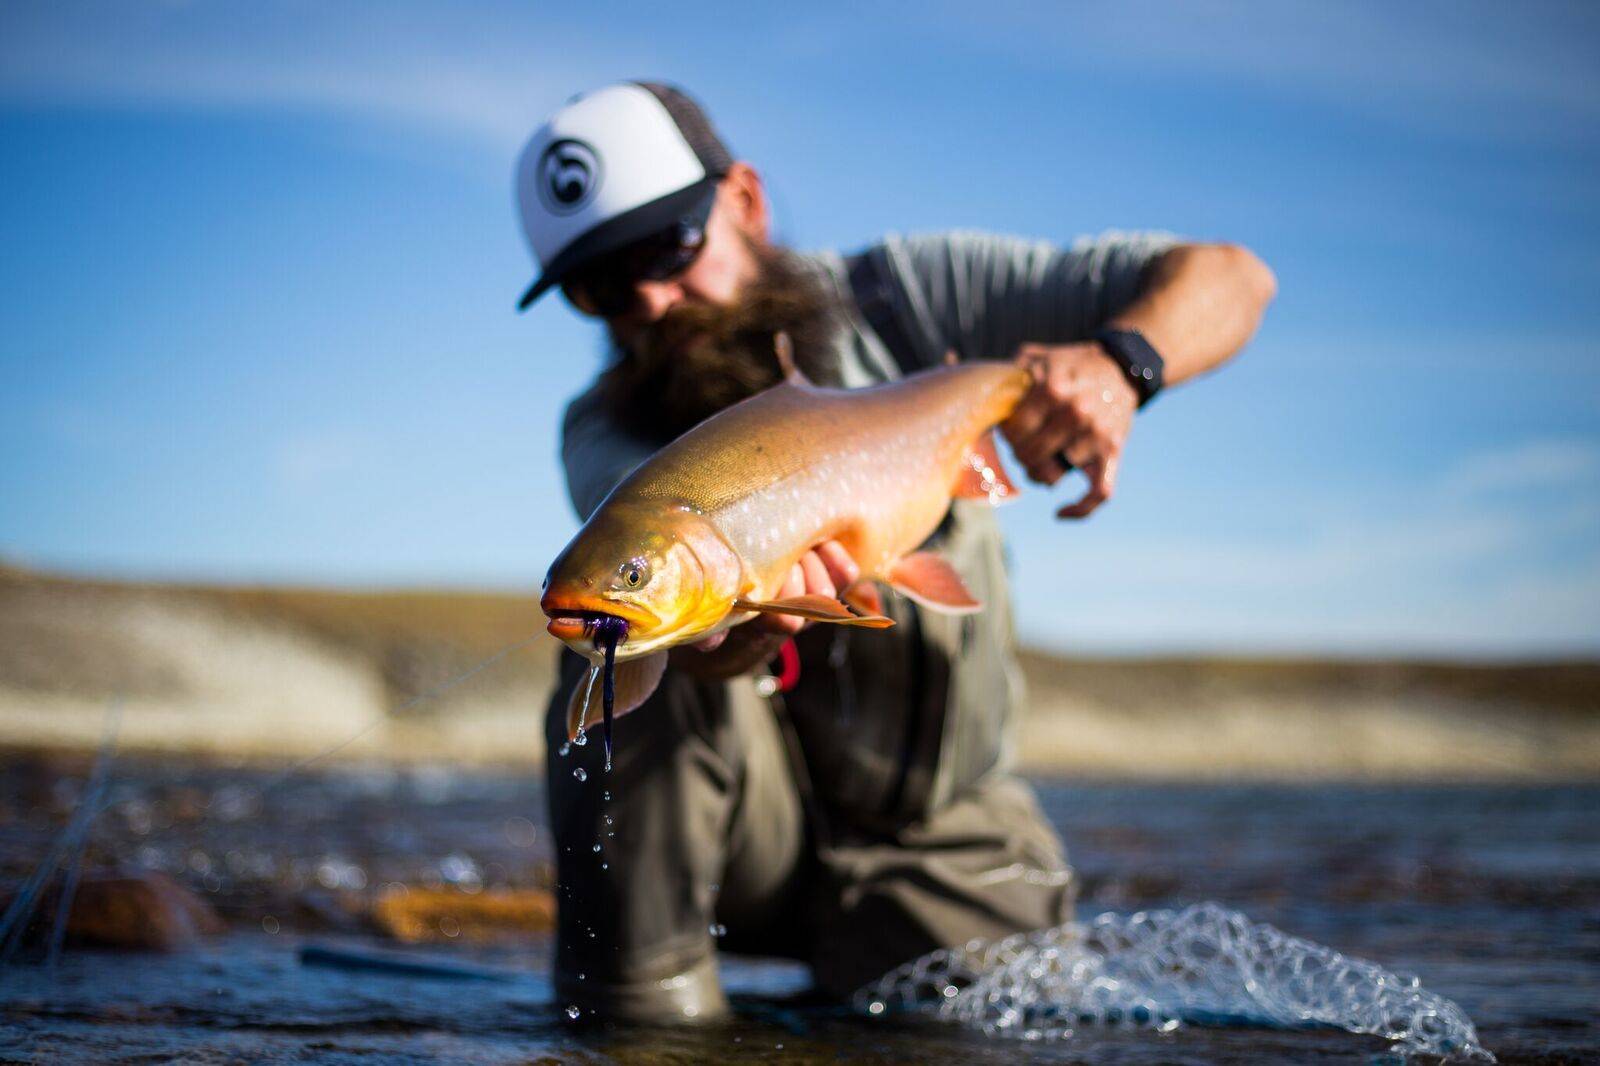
541, 501, 741, 659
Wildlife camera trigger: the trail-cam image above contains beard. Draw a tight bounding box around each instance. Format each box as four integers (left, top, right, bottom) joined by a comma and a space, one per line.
597, 241, 842, 442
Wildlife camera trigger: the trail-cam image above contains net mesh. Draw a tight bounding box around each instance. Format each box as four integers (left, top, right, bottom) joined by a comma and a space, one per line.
853, 902, 1493, 1061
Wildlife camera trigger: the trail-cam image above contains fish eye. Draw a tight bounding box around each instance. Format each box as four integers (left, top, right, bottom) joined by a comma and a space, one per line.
617, 559, 651, 590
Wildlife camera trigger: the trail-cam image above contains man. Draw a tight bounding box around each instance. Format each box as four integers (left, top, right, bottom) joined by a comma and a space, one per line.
514, 82, 1275, 1022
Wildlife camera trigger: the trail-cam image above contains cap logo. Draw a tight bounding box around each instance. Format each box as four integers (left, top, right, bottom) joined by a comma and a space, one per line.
537, 138, 602, 214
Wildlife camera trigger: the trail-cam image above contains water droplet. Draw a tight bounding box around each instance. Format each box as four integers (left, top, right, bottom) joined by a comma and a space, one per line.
603, 791, 611, 801
601, 862, 608, 870
603, 815, 613, 826
572, 730, 587, 747
592, 843, 602, 853
566, 1005, 581, 1020
709, 923, 727, 938
573, 767, 587, 782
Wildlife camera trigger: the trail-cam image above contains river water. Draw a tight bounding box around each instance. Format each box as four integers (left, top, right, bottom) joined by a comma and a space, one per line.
0, 755, 1594, 1063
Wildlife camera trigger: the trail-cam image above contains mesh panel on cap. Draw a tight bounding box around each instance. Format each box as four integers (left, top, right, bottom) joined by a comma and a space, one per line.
633, 82, 734, 177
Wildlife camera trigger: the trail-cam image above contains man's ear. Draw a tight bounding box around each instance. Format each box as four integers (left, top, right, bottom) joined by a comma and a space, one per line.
720, 162, 770, 242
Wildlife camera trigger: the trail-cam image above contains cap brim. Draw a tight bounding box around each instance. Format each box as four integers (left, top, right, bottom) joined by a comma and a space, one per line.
517, 177, 719, 311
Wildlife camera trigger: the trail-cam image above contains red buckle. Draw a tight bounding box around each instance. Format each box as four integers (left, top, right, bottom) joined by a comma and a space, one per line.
775, 638, 801, 693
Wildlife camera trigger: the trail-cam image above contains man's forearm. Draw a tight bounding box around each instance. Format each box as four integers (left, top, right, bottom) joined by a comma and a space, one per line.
1108, 243, 1277, 387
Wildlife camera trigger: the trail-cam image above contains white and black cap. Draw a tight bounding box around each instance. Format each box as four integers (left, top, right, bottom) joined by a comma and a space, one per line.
514, 82, 733, 310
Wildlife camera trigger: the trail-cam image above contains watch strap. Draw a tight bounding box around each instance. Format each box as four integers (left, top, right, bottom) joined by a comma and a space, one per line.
1092, 327, 1164, 408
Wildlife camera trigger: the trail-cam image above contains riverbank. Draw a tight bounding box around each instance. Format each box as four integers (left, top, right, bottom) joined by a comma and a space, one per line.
2, 566, 1596, 780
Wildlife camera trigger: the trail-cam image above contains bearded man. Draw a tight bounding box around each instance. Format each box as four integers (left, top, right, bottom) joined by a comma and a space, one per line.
514, 82, 1275, 1022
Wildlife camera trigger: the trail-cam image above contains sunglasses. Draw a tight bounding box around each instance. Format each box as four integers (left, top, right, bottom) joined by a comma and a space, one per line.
561, 216, 709, 318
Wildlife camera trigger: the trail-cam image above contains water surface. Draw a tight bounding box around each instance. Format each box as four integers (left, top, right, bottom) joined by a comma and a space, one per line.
0, 757, 1593, 1063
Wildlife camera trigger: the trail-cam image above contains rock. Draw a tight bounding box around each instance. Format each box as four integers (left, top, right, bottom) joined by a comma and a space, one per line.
59, 870, 224, 950
371, 886, 555, 944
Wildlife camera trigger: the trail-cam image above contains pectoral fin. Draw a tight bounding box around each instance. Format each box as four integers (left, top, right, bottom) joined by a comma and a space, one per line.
953, 430, 1019, 504
886, 552, 982, 614
841, 579, 885, 618
733, 594, 895, 628
566, 650, 668, 741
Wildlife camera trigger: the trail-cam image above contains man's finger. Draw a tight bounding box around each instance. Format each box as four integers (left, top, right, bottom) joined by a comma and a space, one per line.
692, 630, 730, 652
813, 540, 859, 590
799, 550, 837, 600
1017, 431, 1077, 486
753, 563, 809, 634
1055, 454, 1118, 519
1000, 389, 1051, 450
1014, 406, 1093, 484
1012, 343, 1052, 367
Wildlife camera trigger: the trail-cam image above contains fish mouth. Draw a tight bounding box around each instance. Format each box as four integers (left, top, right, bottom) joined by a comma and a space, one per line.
544, 608, 621, 644
541, 598, 656, 646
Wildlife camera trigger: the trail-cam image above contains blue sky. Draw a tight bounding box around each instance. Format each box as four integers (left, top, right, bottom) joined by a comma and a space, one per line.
2, 2, 1597, 657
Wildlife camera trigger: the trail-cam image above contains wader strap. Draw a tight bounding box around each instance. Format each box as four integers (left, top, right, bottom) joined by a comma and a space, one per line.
766, 688, 835, 850
844, 250, 918, 377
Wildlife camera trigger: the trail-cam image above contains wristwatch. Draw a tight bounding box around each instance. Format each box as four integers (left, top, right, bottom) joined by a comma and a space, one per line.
1091, 327, 1165, 408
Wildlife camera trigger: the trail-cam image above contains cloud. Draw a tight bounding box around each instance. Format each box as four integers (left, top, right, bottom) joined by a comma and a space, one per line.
1012, 436, 1600, 655
925, 0, 1600, 142
1439, 438, 1600, 498
0, 3, 623, 157
275, 429, 370, 491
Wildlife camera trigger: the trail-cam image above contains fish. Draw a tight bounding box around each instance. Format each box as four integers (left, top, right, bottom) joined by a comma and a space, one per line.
540, 336, 1030, 759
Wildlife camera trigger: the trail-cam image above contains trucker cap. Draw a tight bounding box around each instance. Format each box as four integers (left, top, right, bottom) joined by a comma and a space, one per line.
514, 82, 734, 310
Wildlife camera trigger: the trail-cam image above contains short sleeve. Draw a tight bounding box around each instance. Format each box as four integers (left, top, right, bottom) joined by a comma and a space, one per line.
889, 230, 1181, 362
559, 381, 659, 521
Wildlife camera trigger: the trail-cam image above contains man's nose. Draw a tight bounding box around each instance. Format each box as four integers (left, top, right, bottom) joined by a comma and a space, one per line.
630, 279, 682, 321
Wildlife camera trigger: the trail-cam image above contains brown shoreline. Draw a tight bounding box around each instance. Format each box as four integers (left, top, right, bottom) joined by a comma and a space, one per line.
3, 566, 1596, 781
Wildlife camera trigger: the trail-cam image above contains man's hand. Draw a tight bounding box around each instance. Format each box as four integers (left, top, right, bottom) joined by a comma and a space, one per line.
674, 540, 860, 680
1001, 342, 1137, 519
748, 539, 860, 635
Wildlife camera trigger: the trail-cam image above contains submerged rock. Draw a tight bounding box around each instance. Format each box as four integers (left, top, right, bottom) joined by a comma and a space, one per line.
47, 870, 223, 951
371, 886, 555, 944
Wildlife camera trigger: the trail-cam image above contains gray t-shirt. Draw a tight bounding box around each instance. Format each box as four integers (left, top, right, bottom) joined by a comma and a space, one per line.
560, 229, 1178, 521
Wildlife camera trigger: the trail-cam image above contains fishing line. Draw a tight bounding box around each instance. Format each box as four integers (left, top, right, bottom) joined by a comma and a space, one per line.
253, 632, 545, 799
45, 699, 121, 968
0, 699, 120, 965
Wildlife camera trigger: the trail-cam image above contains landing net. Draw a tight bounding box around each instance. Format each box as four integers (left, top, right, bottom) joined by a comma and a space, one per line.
854, 902, 1493, 1061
